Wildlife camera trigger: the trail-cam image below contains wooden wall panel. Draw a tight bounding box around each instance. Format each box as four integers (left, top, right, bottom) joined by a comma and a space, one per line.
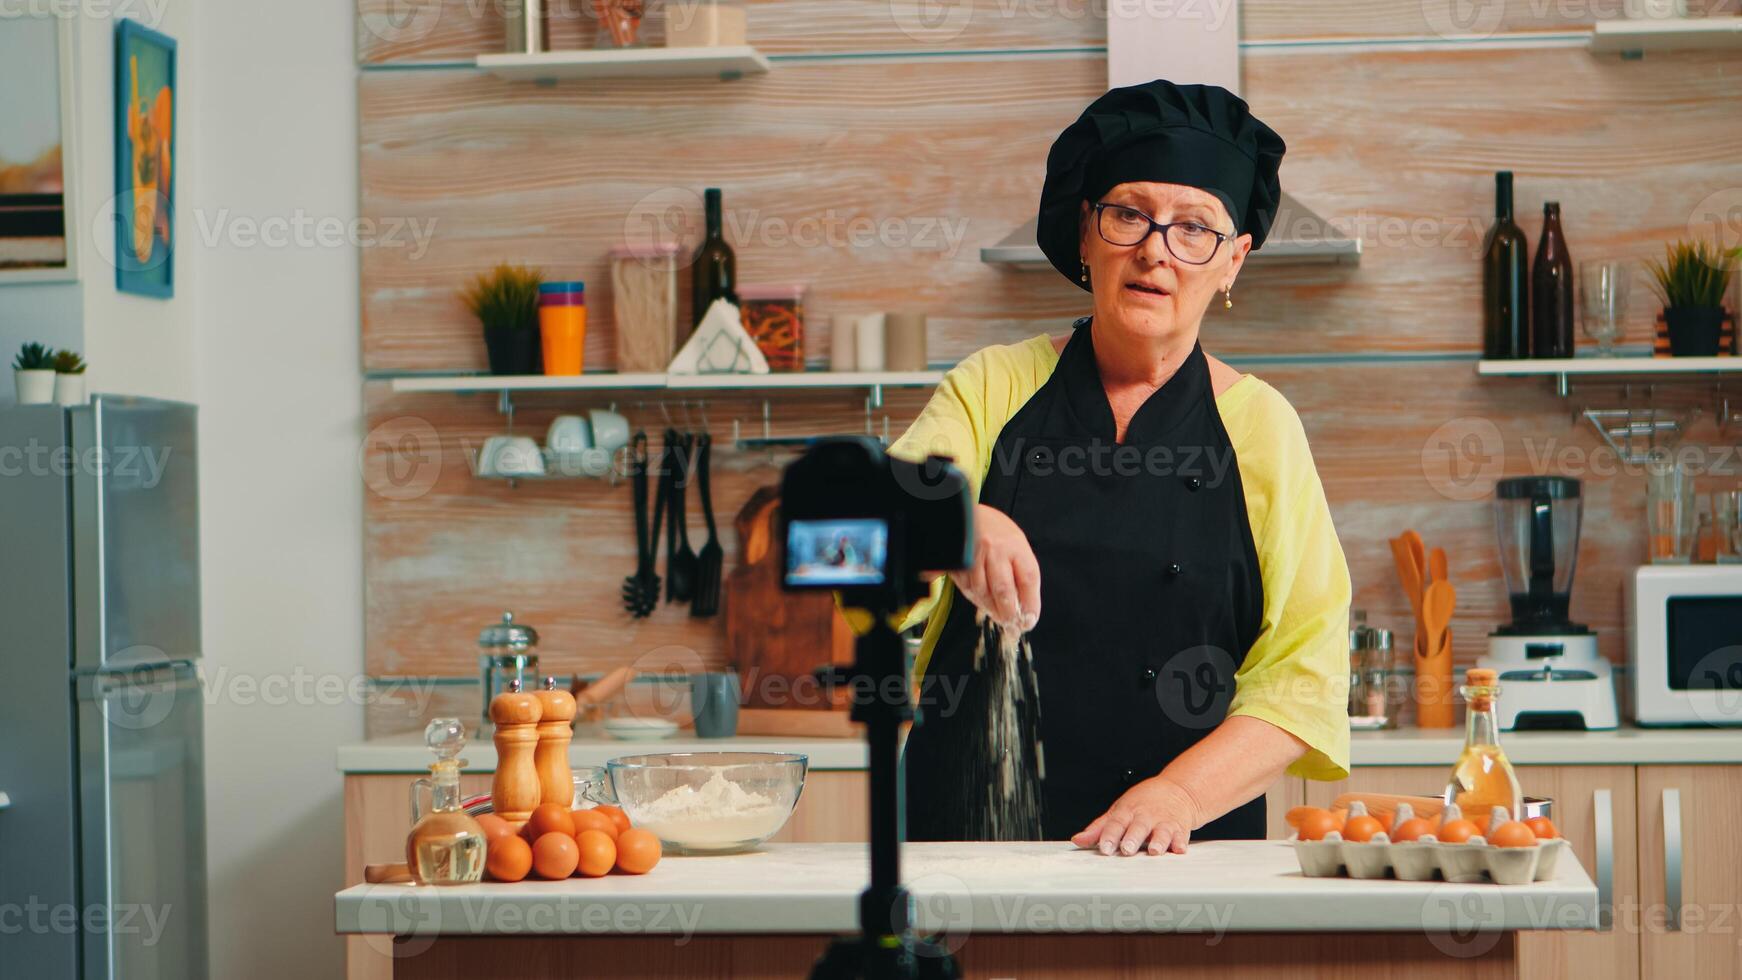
358, 46, 1742, 373
358, 56, 1102, 373
356, 0, 1107, 64
354, 0, 1739, 65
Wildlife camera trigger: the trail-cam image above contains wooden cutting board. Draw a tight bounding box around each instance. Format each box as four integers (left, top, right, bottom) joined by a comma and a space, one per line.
723, 487, 855, 711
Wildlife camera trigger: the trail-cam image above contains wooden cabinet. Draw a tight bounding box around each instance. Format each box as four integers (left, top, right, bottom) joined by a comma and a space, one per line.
1301, 764, 1642, 980
1638, 765, 1742, 980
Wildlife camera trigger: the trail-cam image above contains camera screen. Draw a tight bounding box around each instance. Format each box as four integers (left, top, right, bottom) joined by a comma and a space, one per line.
785, 518, 889, 587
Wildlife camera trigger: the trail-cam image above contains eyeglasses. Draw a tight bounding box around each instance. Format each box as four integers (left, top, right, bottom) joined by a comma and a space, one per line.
1092, 203, 1231, 266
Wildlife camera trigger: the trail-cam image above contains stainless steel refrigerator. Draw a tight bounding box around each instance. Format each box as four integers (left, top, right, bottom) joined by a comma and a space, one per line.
0, 395, 208, 980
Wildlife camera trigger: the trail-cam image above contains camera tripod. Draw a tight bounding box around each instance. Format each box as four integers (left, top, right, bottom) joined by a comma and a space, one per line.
808, 607, 960, 980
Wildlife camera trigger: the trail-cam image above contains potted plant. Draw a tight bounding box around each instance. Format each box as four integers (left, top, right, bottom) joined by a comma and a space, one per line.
462, 264, 543, 375
12, 343, 57, 405
53, 350, 88, 406
1646, 240, 1738, 356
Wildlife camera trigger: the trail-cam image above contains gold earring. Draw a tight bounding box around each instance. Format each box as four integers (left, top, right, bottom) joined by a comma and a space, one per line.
1223, 284, 1234, 310
1080, 261, 1090, 284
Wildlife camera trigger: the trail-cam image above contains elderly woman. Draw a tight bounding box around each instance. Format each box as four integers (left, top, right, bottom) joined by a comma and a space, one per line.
891, 80, 1351, 853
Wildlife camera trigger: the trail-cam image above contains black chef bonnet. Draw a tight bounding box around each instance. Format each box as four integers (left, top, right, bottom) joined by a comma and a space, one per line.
1037, 79, 1285, 290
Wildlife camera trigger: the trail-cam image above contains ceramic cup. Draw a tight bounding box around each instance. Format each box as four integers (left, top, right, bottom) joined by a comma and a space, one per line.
689, 671, 741, 738
480, 435, 545, 477
547, 414, 593, 454
588, 408, 631, 452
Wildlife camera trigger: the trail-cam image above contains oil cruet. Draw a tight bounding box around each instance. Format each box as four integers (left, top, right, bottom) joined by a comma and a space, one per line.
406, 718, 487, 885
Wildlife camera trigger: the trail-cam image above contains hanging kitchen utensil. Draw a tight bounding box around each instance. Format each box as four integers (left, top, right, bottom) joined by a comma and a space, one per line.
661, 429, 682, 603
622, 433, 660, 617
692, 433, 724, 617
669, 431, 699, 604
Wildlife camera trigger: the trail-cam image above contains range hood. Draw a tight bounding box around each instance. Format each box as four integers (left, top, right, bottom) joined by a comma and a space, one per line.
979, 191, 1361, 269
984, 2, 1361, 270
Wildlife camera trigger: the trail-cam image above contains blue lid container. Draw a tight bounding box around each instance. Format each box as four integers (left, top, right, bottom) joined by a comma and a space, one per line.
539, 281, 585, 294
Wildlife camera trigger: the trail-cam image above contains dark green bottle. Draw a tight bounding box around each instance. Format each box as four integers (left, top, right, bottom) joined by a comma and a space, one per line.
689, 188, 737, 335
1481, 172, 1530, 359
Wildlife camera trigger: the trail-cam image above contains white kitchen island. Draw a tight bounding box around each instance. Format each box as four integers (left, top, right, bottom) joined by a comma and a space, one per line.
336, 840, 1597, 979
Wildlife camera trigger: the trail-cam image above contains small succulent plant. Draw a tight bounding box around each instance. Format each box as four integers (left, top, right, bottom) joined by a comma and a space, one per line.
461, 264, 543, 333
12, 342, 54, 371
52, 350, 87, 374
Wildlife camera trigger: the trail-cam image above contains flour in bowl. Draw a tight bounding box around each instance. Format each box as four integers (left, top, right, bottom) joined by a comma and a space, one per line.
630, 770, 791, 846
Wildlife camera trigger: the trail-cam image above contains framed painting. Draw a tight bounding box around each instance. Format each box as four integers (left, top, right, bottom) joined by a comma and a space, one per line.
0, 15, 80, 284
114, 18, 176, 298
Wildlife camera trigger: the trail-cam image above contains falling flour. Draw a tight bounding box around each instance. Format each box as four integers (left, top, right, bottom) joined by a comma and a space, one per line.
967, 613, 1046, 840
631, 770, 791, 845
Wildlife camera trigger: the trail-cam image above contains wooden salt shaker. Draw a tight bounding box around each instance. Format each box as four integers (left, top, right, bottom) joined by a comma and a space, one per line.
489, 679, 543, 825
531, 676, 577, 808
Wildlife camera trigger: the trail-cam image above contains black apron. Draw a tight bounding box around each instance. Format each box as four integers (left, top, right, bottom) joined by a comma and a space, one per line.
904, 321, 1266, 842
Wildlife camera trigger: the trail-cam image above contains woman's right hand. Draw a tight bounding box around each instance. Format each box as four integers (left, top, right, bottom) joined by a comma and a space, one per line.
950, 504, 1041, 631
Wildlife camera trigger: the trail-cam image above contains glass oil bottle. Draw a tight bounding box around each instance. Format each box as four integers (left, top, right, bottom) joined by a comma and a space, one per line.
406, 718, 487, 885
1442, 667, 1524, 821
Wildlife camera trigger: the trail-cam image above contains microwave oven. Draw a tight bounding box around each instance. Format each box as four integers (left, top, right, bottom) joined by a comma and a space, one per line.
1626, 564, 1742, 726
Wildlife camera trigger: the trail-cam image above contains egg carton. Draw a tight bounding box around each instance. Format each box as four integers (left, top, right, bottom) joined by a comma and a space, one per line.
1290, 803, 1567, 886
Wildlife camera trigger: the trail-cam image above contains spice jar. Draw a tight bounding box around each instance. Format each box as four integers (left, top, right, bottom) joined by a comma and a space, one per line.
738, 284, 807, 372
610, 244, 679, 373
1348, 612, 1397, 730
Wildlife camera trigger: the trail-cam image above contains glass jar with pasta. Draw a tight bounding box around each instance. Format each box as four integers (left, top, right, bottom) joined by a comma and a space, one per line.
738, 283, 807, 372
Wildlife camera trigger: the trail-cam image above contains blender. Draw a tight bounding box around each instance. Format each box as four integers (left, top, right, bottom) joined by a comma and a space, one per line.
1479, 476, 1619, 730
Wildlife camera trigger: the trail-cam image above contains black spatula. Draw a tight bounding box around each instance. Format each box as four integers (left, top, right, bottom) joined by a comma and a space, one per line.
691, 433, 723, 617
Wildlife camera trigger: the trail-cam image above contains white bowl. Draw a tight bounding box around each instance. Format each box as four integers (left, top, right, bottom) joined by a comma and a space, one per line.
603, 717, 680, 740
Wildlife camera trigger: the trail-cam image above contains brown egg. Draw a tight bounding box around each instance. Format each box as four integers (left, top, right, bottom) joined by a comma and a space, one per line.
1525, 816, 1559, 841
614, 829, 661, 875
1489, 821, 1539, 848
1342, 814, 1386, 843
526, 803, 577, 840
1391, 817, 1434, 843
486, 834, 532, 883
1297, 808, 1341, 841
1436, 818, 1480, 844
476, 813, 517, 844
576, 829, 617, 878
573, 808, 620, 842
532, 832, 580, 879
592, 804, 632, 835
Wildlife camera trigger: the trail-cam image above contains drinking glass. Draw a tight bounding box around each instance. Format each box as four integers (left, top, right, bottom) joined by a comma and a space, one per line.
1581, 261, 1631, 356
1715, 489, 1742, 564
1646, 457, 1696, 564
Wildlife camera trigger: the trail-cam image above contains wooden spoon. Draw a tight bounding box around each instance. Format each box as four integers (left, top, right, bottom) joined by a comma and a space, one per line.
1421, 580, 1457, 660
1429, 546, 1449, 586
1390, 536, 1426, 655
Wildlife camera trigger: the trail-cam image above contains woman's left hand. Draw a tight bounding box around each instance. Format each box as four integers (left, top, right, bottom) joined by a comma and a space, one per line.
1071, 776, 1201, 856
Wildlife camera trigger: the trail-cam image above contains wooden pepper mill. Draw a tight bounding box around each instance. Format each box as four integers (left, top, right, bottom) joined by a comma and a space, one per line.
531, 676, 577, 808
489, 678, 543, 826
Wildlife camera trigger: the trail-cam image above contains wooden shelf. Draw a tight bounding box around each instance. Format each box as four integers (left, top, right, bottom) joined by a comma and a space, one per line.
1588, 18, 1742, 54
1477, 356, 1742, 377
476, 46, 771, 83
388, 370, 946, 396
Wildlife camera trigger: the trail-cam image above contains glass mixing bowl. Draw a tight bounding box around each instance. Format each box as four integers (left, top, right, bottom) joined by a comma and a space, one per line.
580, 752, 808, 854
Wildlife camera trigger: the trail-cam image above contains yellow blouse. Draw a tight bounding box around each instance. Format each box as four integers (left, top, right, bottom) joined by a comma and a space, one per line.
887, 334, 1352, 781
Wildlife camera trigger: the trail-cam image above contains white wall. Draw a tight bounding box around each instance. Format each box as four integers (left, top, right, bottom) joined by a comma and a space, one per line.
189, 0, 362, 977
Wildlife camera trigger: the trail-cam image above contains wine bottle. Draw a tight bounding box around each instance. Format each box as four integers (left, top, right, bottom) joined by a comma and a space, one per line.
1481, 172, 1530, 359
1532, 202, 1574, 359
689, 187, 737, 335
